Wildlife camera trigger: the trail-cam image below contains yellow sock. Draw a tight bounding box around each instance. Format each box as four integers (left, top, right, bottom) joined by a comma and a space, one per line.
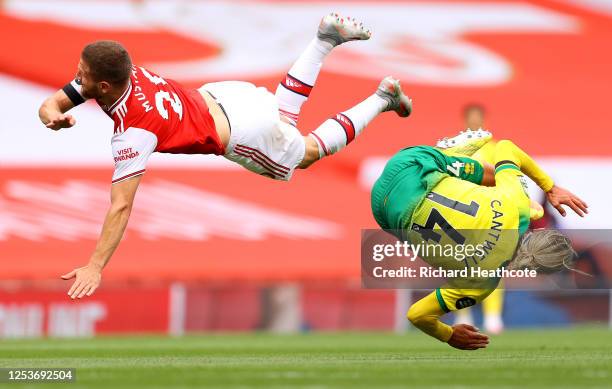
483, 288, 504, 316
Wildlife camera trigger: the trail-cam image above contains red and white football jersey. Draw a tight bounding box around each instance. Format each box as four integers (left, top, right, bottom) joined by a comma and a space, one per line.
63, 66, 225, 183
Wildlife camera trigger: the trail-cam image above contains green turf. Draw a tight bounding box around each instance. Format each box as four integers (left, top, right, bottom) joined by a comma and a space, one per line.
0, 327, 611, 389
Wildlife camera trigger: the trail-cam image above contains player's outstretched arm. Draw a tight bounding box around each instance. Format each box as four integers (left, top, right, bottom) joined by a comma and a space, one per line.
61, 175, 143, 299
407, 291, 489, 350
39, 89, 77, 131
493, 140, 588, 217
494, 140, 554, 192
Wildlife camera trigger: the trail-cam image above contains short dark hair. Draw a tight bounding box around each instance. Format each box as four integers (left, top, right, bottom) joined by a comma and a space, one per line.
81, 40, 132, 85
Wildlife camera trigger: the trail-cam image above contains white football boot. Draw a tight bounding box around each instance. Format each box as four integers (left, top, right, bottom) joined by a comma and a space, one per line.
436, 128, 493, 156
317, 12, 371, 46
376, 76, 413, 117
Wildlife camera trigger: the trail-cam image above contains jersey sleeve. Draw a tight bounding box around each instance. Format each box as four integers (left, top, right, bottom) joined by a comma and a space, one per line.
436, 287, 496, 313
494, 139, 554, 192
407, 285, 498, 342
62, 79, 88, 106
407, 290, 454, 342
111, 127, 158, 184
493, 140, 537, 234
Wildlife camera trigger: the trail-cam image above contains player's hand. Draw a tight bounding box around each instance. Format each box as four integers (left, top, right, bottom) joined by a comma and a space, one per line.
61, 264, 102, 299
546, 185, 588, 217
447, 324, 489, 350
45, 113, 76, 131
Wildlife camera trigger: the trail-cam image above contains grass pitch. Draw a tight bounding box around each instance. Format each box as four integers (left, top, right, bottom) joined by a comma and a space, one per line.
0, 327, 611, 389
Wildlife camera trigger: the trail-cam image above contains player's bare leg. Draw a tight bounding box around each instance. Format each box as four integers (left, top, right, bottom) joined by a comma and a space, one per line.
275, 12, 371, 125
300, 76, 412, 168
205, 15, 378, 182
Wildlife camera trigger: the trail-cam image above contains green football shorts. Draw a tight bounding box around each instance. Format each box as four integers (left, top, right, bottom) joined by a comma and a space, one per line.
370, 146, 484, 233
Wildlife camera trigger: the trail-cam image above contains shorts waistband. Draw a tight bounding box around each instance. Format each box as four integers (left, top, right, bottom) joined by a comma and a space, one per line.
205, 90, 232, 134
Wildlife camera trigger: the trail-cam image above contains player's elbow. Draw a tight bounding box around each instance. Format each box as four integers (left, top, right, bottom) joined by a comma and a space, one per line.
38, 99, 51, 125
407, 302, 438, 332
407, 304, 423, 327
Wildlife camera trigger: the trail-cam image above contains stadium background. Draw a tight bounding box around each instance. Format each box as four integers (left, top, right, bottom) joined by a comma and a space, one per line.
0, 0, 611, 337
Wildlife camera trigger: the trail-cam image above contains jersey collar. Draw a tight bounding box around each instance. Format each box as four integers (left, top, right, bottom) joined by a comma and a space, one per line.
108, 81, 133, 114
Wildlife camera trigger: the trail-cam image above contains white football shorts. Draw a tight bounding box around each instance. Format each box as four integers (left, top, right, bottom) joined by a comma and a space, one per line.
199, 81, 305, 181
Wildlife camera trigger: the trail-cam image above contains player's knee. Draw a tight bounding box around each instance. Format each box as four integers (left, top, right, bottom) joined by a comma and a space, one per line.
298, 136, 321, 169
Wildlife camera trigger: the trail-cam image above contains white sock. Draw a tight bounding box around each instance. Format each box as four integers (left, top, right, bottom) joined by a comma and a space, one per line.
454, 309, 475, 326
276, 38, 333, 124
484, 313, 504, 334
310, 94, 387, 157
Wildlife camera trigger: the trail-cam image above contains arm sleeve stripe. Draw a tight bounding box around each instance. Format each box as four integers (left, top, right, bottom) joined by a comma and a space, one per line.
435, 288, 450, 313
494, 160, 518, 169
62, 83, 86, 106
112, 169, 145, 184
495, 164, 520, 175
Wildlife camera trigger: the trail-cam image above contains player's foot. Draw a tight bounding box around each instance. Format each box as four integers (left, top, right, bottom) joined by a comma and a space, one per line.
317, 12, 371, 47
436, 128, 492, 156
376, 76, 412, 117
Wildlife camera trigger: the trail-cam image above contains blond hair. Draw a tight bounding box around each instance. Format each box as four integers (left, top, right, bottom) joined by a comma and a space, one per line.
509, 229, 580, 274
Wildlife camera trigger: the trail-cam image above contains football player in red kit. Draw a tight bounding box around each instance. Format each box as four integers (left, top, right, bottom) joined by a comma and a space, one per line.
38, 13, 412, 299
